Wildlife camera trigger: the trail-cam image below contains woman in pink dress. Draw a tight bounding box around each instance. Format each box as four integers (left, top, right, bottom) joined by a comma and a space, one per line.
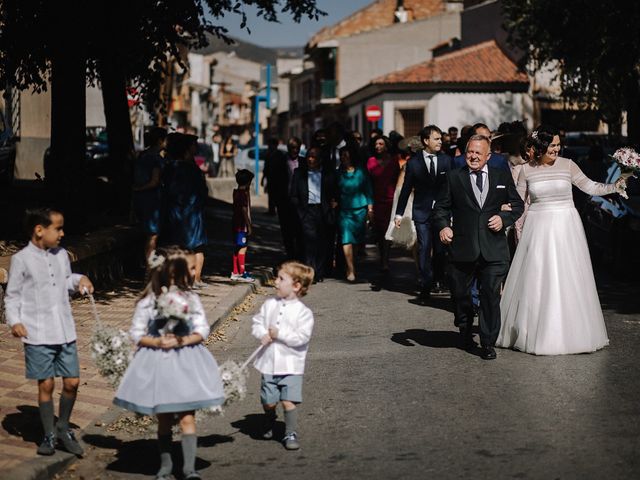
367, 136, 400, 272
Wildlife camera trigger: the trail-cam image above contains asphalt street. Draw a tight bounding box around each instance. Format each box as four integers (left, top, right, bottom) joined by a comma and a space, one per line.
63, 207, 640, 480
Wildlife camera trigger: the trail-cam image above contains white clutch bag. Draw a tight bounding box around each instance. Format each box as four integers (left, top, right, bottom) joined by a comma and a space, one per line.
388, 216, 416, 249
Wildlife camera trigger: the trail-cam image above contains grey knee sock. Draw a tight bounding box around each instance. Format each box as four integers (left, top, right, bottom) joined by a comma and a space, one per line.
157, 434, 173, 476
181, 434, 197, 474
284, 408, 298, 435
57, 394, 76, 432
39, 400, 55, 436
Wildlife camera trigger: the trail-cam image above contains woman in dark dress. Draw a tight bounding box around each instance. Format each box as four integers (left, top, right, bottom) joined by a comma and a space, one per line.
162, 134, 208, 286
133, 127, 167, 261
366, 136, 400, 272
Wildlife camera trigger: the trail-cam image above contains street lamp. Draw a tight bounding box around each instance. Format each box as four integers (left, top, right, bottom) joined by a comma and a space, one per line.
253, 63, 278, 195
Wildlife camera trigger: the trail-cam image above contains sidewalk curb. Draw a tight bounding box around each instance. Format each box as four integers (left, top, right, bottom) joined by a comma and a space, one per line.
6, 271, 273, 480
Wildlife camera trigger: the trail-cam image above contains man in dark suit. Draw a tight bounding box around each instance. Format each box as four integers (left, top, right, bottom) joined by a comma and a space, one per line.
432, 134, 524, 360
265, 137, 305, 260
290, 147, 338, 282
395, 125, 452, 299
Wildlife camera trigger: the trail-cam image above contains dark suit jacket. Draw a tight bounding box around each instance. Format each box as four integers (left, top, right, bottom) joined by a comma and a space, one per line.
432, 166, 524, 263
454, 152, 510, 171
264, 153, 301, 204
290, 166, 339, 225
396, 151, 452, 224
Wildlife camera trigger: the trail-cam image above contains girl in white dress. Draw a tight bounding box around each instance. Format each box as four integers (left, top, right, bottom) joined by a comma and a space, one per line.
497, 126, 627, 355
114, 248, 224, 480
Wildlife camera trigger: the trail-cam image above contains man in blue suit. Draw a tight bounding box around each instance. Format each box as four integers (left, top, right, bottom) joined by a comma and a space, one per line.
395, 125, 452, 299
453, 123, 510, 172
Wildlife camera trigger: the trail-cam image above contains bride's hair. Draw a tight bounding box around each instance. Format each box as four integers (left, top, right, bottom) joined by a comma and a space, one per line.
528, 125, 560, 163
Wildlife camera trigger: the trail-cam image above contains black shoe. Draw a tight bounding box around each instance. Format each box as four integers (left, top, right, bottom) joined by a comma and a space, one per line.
57, 428, 84, 456
431, 282, 445, 294
37, 432, 56, 456
481, 346, 497, 360
419, 288, 431, 300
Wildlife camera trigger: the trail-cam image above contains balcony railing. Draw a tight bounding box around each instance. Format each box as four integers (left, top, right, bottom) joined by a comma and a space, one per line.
320, 79, 337, 100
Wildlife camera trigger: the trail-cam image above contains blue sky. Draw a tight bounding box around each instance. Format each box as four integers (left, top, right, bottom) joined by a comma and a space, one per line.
214, 0, 374, 47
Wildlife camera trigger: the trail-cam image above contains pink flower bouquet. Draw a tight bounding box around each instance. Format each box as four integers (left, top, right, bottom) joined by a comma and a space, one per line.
613, 147, 640, 178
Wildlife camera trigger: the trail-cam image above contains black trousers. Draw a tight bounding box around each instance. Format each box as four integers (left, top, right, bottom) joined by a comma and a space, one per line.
277, 200, 304, 261
300, 205, 328, 278
448, 256, 509, 347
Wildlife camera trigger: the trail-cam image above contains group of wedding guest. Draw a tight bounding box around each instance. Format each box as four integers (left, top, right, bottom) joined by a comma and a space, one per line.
132, 129, 209, 287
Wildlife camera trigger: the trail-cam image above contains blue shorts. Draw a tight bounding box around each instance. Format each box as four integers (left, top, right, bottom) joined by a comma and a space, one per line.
260, 374, 303, 404
234, 231, 248, 248
24, 342, 80, 380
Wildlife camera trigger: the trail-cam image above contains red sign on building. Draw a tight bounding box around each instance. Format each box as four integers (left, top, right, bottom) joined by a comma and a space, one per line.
365, 105, 382, 122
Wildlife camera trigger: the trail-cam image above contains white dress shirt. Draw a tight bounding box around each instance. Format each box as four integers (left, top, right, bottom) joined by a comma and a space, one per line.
251, 296, 314, 375
4, 242, 83, 345
308, 170, 322, 204
129, 292, 210, 345
423, 151, 438, 175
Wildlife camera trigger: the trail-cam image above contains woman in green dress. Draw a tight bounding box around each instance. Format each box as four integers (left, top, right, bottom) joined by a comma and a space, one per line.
337, 146, 374, 282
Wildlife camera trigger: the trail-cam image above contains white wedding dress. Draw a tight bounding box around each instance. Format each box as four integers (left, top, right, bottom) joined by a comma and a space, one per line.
497, 157, 617, 355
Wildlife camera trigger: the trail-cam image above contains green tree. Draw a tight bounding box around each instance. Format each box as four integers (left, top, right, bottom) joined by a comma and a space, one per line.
502, 0, 640, 142
0, 0, 324, 223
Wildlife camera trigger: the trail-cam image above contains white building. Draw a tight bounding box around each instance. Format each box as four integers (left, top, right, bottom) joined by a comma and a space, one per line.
342, 40, 530, 137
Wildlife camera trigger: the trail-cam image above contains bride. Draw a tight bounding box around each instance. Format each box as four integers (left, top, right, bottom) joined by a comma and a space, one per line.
497, 125, 627, 355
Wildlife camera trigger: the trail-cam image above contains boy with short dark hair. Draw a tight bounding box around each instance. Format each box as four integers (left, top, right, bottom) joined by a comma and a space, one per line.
5, 208, 93, 456
231, 169, 255, 282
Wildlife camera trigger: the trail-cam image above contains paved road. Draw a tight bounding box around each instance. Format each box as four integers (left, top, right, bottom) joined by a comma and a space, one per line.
64, 208, 640, 479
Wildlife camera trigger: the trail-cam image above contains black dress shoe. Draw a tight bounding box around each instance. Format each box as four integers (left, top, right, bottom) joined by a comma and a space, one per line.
419, 288, 431, 299
481, 346, 497, 360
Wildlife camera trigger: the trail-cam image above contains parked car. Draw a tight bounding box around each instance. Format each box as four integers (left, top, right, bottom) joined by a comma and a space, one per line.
42, 126, 110, 181
234, 145, 287, 179
562, 132, 627, 164
581, 163, 640, 276
194, 142, 214, 176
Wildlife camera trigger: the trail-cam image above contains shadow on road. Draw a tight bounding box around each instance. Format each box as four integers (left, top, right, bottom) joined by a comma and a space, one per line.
82, 433, 231, 475
2, 405, 79, 445
230, 414, 285, 442
391, 329, 459, 348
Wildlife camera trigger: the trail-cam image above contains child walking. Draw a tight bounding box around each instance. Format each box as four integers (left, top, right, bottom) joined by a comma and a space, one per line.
4, 208, 94, 456
113, 248, 224, 480
231, 168, 255, 282
251, 261, 315, 450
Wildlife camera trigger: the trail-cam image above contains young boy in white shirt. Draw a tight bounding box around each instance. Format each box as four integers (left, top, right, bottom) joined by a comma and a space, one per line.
251, 261, 314, 450
4, 208, 93, 456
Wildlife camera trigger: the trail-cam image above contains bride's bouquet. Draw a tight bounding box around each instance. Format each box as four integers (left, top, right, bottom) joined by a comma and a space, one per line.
155, 286, 195, 335
612, 147, 640, 178
611, 147, 640, 199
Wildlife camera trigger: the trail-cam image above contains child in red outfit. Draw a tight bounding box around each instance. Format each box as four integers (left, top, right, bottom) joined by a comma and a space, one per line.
231, 169, 255, 282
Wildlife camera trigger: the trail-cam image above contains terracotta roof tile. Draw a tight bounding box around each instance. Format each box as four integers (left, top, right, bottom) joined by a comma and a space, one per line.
309, 0, 445, 47
373, 40, 528, 85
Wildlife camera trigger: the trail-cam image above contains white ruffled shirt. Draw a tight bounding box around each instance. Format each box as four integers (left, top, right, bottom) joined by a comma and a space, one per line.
251, 296, 314, 375
4, 242, 83, 345
129, 292, 210, 345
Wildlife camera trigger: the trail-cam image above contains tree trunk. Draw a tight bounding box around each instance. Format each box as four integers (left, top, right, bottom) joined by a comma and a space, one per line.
46, 30, 87, 230
99, 52, 135, 217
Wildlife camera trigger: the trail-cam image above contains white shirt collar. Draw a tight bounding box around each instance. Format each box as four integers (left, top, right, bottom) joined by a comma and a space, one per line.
469, 164, 489, 175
